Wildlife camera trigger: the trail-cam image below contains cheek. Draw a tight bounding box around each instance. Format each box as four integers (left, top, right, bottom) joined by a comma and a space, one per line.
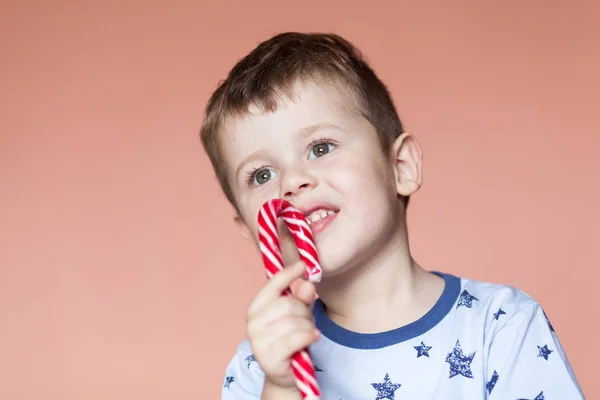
335, 160, 396, 226
332, 158, 391, 196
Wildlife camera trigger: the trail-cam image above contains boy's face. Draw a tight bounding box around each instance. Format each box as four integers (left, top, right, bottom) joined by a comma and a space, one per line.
221, 80, 422, 278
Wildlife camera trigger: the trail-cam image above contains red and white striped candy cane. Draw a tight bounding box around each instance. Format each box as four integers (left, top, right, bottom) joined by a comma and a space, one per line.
257, 198, 323, 400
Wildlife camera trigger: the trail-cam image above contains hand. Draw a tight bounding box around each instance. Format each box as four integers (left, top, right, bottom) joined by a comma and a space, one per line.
246, 260, 320, 390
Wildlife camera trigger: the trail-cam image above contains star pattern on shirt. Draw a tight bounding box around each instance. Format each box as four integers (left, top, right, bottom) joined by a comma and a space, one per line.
486, 370, 499, 394
517, 391, 545, 400
445, 340, 476, 379
371, 373, 401, 400
537, 344, 553, 360
221, 281, 575, 400
457, 290, 479, 308
414, 341, 432, 358
493, 307, 506, 320
223, 376, 235, 389
245, 354, 256, 368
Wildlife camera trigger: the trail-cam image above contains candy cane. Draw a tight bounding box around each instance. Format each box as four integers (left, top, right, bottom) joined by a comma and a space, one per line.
258, 198, 323, 400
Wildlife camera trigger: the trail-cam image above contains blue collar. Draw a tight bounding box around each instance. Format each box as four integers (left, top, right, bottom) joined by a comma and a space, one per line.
313, 271, 461, 349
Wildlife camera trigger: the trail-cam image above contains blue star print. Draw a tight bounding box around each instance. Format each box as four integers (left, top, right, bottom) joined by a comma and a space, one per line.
493, 307, 506, 320
245, 354, 256, 368
457, 290, 478, 308
445, 340, 476, 379
486, 370, 499, 394
517, 391, 544, 400
371, 373, 401, 400
537, 344, 553, 360
223, 376, 235, 389
414, 341, 432, 358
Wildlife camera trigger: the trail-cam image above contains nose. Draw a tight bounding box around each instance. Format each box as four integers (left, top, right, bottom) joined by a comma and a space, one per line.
280, 167, 317, 199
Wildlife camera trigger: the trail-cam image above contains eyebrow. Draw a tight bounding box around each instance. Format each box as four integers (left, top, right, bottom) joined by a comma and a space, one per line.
233, 122, 342, 181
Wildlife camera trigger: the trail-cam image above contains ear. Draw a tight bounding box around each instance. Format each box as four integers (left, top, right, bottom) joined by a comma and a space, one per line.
390, 132, 423, 197
233, 214, 253, 242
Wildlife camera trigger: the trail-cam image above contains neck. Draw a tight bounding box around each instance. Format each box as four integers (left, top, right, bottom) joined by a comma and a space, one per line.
315, 230, 444, 334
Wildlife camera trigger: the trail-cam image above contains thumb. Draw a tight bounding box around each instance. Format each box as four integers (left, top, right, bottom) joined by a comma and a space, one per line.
289, 276, 317, 306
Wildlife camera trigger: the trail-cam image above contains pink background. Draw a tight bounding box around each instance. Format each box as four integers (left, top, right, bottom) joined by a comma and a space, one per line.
1, 1, 598, 399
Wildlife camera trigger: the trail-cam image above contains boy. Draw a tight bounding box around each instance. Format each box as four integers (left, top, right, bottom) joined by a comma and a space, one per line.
200, 32, 584, 399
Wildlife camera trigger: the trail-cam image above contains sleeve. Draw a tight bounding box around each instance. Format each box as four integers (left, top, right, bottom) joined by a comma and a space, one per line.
484, 300, 585, 399
221, 339, 265, 400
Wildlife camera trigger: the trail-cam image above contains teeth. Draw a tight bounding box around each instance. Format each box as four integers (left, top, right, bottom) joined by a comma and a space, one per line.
306, 209, 336, 225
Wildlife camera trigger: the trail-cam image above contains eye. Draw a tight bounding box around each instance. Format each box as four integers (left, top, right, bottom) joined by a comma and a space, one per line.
308, 141, 336, 160
247, 167, 278, 187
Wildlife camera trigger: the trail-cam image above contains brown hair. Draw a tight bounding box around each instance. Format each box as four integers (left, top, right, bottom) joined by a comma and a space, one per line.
199, 32, 407, 212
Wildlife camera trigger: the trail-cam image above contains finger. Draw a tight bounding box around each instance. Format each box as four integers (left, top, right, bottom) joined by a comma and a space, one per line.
274, 328, 320, 358
248, 296, 315, 335
252, 328, 320, 379
252, 317, 320, 361
247, 261, 306, 319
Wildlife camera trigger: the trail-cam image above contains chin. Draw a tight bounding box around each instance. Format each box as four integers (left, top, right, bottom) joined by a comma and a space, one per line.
313, 245, 358, 277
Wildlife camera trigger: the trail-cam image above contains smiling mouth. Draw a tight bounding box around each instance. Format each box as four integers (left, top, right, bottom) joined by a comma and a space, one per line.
305, 209, 336, 225
302, 208, 339, 235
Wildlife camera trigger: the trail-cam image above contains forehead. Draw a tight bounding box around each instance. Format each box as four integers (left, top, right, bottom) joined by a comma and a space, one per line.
221, 80, 361, 158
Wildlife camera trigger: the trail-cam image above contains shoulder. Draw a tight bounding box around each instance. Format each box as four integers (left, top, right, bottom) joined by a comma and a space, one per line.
446, 273, 554, 336
460, 275, 537, 307
452, 276, 584, 397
